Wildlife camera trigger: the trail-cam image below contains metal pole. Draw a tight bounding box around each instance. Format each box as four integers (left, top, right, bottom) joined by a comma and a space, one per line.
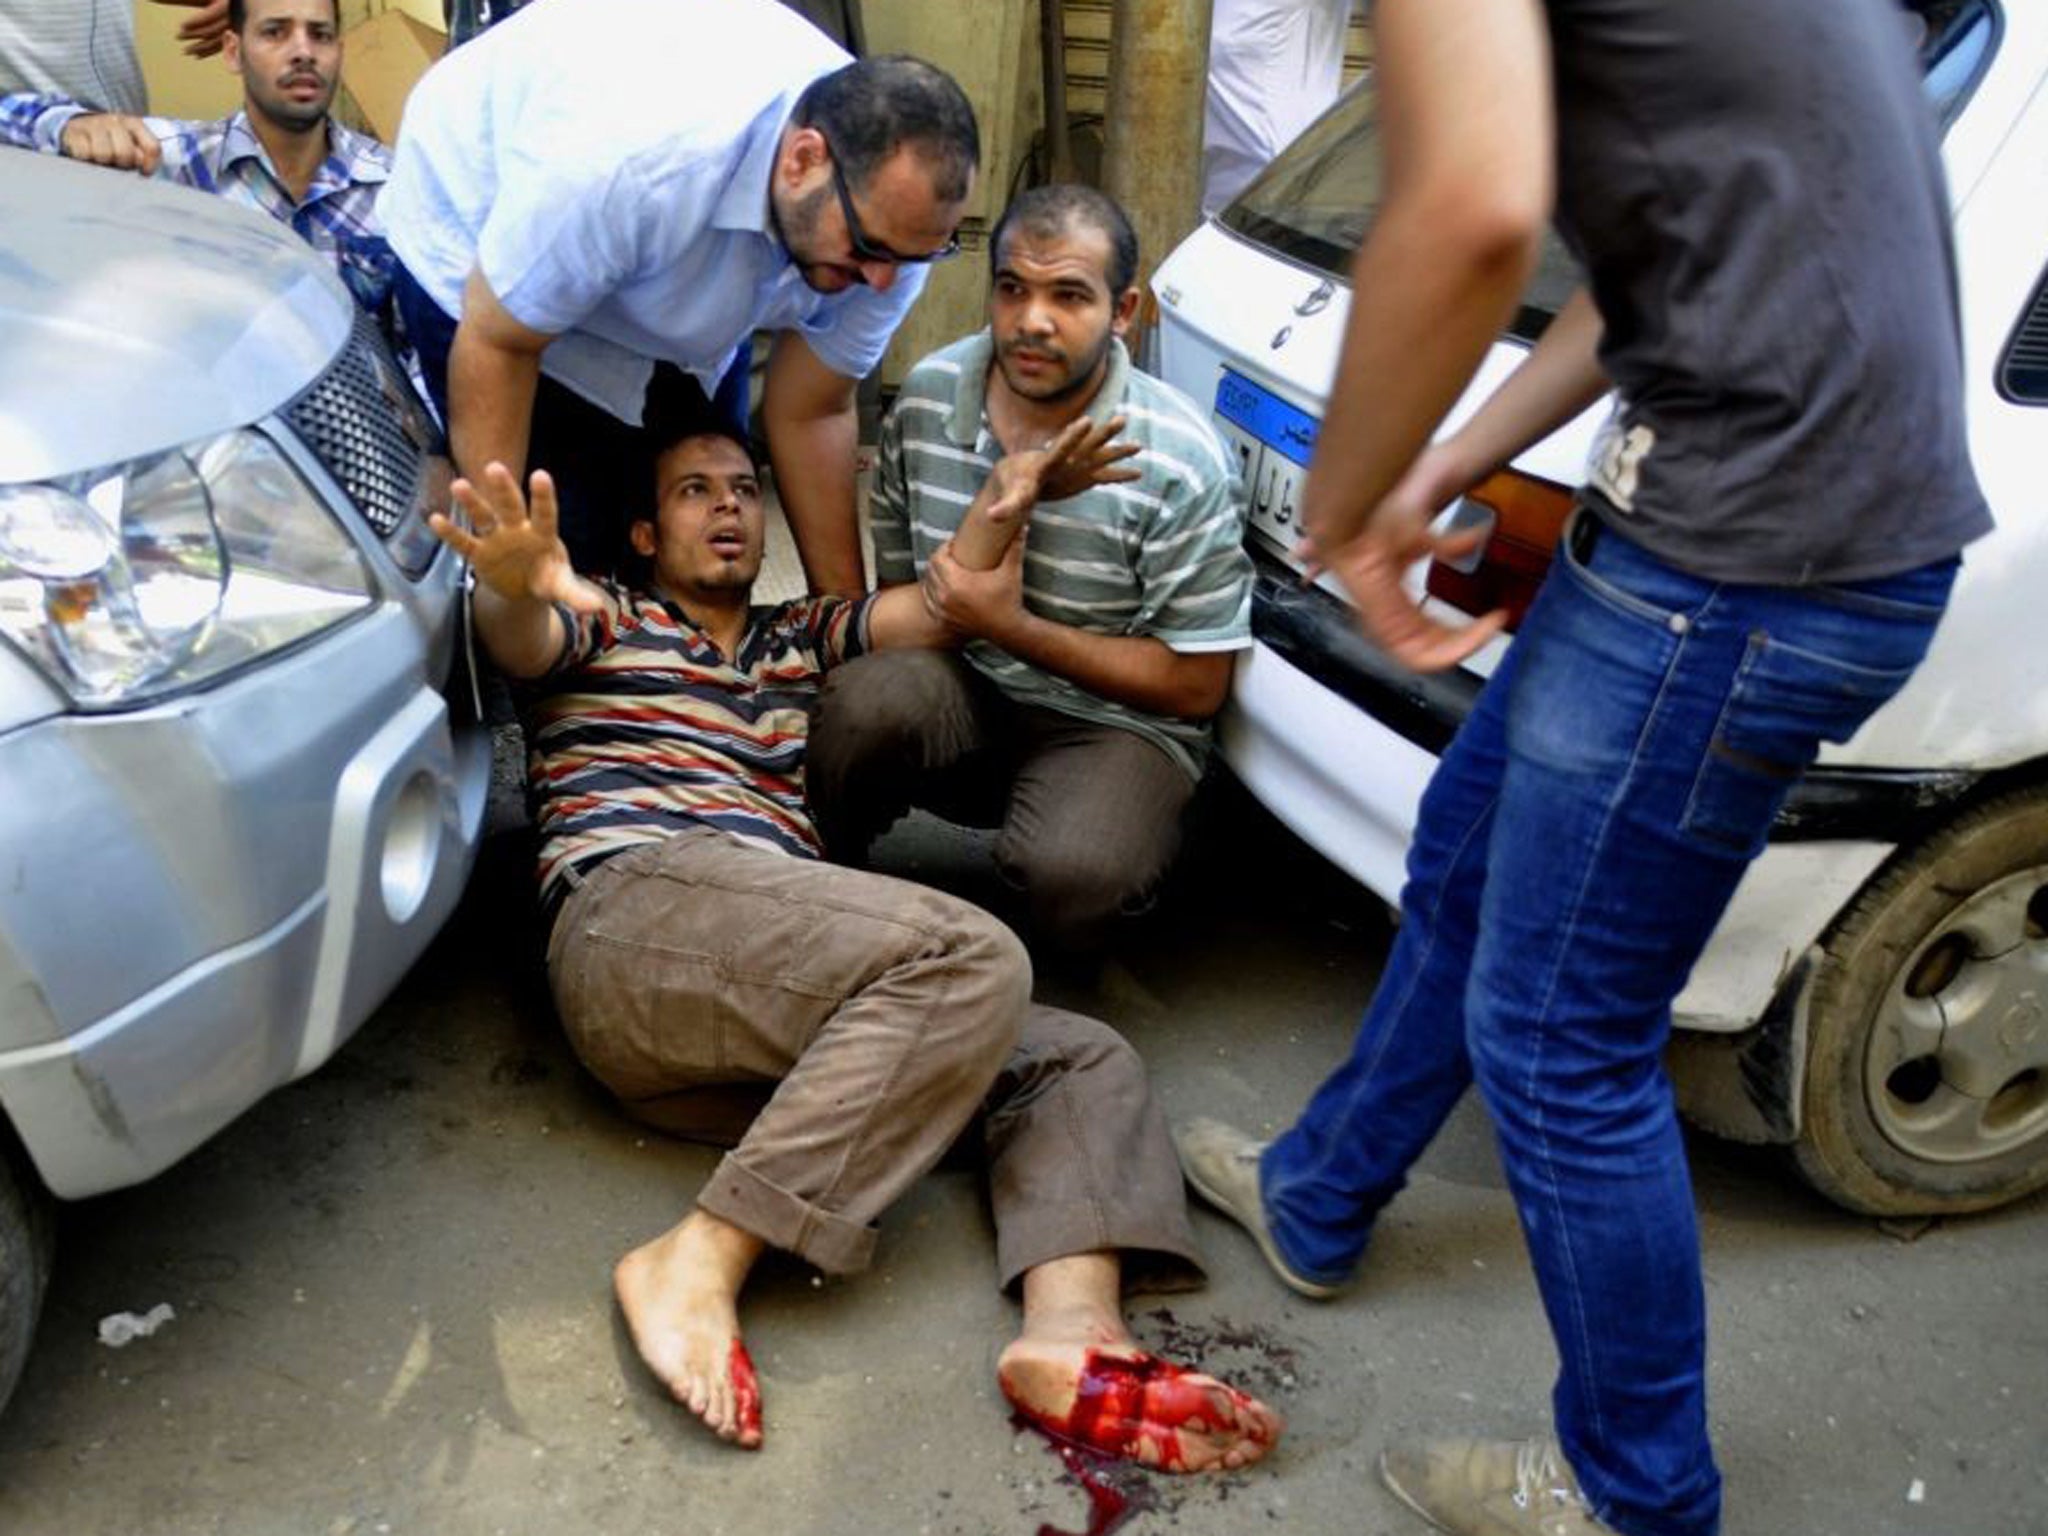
1039, 0, 1074, 184
1102, 0, 1212, 307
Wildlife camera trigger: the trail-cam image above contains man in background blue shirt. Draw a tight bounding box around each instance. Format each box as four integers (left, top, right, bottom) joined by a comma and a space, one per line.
0, 0, 393, 316
384, 0, 978, 588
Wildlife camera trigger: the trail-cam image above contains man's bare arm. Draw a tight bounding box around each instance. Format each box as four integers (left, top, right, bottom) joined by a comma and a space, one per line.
867, 417, 1132, 652
874, 530, 1243, 725
922, 544, 1234, 719
1428, 286, 1609, 492
448, 266, 555, 490
1346, 285, 1610, 543
427, 465, 605, 680
762, 331, 865, 597
1298, 0, 1556, 672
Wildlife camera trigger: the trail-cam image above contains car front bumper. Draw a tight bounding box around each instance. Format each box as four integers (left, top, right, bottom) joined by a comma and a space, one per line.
0, 605, 488, 1199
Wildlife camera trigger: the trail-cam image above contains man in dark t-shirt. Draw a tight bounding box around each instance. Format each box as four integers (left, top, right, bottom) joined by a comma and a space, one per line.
1175, 4, 1988, 1535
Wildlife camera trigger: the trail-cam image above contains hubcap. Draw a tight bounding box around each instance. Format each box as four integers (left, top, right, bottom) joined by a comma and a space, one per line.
1863, 867, 2048, 1165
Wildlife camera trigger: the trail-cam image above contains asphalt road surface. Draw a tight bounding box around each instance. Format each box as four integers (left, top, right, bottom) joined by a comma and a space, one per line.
2, 779, 2043, 1536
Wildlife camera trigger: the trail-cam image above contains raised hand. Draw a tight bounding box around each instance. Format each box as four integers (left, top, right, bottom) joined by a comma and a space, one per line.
59, 114, 162, 174
1035, 413, 1141, 503
429, 464, 607, 615
955, 416, 1132, 571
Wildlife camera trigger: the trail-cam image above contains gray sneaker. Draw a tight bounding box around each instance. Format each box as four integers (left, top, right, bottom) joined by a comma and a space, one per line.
1173, 1117, 1347, 1300
1379, 1437, 1620, 1536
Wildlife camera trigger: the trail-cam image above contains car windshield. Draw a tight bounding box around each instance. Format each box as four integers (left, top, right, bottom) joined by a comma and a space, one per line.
1217, 0, 1999, 343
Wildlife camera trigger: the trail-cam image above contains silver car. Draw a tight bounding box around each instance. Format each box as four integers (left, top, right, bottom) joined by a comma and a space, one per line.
0, 154, 490, 1410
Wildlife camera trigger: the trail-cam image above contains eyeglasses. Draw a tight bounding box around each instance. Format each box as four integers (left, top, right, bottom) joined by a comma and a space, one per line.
817, 129, 962, 267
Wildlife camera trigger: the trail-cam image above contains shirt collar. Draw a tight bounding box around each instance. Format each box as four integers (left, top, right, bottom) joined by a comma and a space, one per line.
711, 98, 796, 238
215, 109, 388, 194
218, 110, 266, 174
947, 329, 1133, 449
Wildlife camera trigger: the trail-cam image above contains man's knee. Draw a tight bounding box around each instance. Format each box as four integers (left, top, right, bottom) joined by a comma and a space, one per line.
1003, 833, 1169, 951
924, 897, 1035, 1074
811, 650, 966, 762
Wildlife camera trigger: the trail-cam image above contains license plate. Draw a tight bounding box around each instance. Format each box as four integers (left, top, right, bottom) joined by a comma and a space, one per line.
1213, 368, 1318, 563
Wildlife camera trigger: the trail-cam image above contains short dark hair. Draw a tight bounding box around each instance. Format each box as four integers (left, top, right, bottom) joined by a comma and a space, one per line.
989, 184, 1140, 297
793, 56, 979, 205
649, 423, 759, 487
228, 0, 341, 34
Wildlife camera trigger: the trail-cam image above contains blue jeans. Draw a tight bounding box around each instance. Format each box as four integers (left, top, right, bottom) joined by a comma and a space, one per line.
1262, 514, 1957, 1536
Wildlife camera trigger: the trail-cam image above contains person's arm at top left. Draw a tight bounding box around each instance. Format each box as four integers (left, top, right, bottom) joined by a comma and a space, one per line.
762, 330, 866, 598
0, 91, 171, 174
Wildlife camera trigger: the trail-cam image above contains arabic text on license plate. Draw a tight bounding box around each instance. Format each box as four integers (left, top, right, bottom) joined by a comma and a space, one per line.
1212, 369, 1319, 562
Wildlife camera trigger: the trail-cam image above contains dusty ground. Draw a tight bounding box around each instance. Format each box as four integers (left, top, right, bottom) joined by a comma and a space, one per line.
0, 774, 2043, 1536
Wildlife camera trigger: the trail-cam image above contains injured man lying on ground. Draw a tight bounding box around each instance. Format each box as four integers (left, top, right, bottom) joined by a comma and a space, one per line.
428, 416, 1281, 1469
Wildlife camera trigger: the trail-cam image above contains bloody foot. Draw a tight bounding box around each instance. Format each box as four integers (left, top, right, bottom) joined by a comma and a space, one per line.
998, 1342, 1282, 1473
613, 1209, 767, 1449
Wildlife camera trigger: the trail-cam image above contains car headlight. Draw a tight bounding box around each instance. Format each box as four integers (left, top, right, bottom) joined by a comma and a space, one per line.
0, 430, 373, 709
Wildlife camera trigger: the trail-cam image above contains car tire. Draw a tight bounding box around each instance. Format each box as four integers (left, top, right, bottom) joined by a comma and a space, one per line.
0, 1131, 53, 1415
1794, 786, 2048, 1216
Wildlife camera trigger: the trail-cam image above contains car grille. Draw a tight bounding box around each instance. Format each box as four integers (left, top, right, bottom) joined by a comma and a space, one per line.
283, 310, 439, 539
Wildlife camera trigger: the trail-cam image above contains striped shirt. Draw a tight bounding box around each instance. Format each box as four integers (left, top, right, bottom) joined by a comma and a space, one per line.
0, 96, 395, 314
0, 0, 143, 113
872, 331, 1253, 780
524, 583, 872, 910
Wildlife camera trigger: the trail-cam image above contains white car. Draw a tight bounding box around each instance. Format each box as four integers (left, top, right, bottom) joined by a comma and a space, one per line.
1154, 0, 2048, 1216
0, 155, 490, 1411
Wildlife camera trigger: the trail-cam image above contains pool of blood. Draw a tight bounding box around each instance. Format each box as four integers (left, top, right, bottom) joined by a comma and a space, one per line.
1022, 1432, 1138, 1536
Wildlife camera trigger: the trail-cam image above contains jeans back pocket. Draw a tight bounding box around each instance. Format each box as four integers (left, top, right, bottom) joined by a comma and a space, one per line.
1680, 623, 1936, 858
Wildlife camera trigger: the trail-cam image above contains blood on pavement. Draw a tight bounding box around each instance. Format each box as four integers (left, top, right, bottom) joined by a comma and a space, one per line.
1030, 1435, 1135, 1536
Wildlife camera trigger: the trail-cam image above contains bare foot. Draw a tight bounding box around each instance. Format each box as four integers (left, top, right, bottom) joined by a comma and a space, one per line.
614, 1210, 766, 1449
997, 1336, 1283, 1473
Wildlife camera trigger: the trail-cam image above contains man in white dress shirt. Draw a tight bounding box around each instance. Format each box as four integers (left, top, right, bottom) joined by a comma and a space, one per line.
383, 0, 977, 588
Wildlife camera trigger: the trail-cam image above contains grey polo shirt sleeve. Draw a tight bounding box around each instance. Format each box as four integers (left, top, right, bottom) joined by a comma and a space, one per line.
1131, 455, 1255, 653
867, 404, 917, 586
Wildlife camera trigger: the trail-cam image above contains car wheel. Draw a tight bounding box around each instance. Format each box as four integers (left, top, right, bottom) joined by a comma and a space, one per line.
0, 1132, 54, 1414
1794, 787, 2048, 1216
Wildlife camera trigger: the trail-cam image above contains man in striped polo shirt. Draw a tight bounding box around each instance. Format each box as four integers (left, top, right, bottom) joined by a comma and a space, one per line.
807, 184, 1255, 954
427, 422, 1280, 1468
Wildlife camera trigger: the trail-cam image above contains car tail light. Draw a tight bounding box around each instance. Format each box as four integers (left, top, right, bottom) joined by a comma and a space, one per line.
1425, 468, 1576, 630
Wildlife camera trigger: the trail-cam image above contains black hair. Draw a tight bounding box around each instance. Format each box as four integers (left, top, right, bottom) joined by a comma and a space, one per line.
989, 183, 1140, 296
792, 55, 979, 204
648, 423, 759, 489
229, 0, 341, 33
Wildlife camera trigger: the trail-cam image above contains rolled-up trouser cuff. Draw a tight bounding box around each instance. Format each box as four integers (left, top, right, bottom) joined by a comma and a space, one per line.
995, 1225, 1207, 1299
699, 1153, 879, 1276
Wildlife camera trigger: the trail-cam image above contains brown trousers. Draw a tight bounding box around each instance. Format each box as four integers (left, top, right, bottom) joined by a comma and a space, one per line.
546, 826, 1203, 1290
805, 651, 1196, 953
